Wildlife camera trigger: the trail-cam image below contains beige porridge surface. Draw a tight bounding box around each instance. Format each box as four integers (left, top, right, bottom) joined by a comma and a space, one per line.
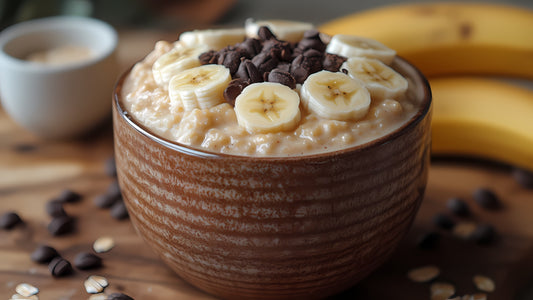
121, 40, 421, 157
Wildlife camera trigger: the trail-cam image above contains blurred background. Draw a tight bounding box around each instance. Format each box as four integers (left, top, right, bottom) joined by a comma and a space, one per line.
2, 0, 533, 31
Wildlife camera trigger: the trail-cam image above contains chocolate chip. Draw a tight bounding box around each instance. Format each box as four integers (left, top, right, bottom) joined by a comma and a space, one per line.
55, 189, 82, 203
471, 223, 496, 245
46, 200, 67, 218
447, 197, 471, 217
224, 78, 249, 106
31, 245, 60, 263
512, 167, 533, 189
48, 257, 73, 277
48, 216, 76, 236
252, 52, 279, 74
199, 50, 218, 65
236, 59, 263, 83
257, 26, 276, 41
237, 38, 261, 58
432, 213, 455, 230
74, 252, 102, 270
262, 39, 292, 61
107, 292, 134, 300
268, 69, 296, 89
217, 49, 242, 75
473, 188, 502, 210
323, 53, 347, 72
0, 211, 23, 229
417, 231, 441, 250
110, 200, 129, 220
105, 155, 117, 177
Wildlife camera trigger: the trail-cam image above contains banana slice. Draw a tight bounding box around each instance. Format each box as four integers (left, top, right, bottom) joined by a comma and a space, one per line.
179, 28, 246, 51
245, 18, 315, 42
152, 44, 209, 87
326, 34, 396, 65
169, 64, 231, 111
341, 57, 408, 100
234, 82, 301, 133
300, 70, 371, 121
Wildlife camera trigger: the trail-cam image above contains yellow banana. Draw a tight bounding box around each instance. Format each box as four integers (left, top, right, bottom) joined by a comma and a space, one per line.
319, 3, 533, 78
430, 77, 533, 171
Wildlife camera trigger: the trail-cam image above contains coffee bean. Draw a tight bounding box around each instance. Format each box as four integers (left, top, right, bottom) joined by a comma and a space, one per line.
432, 213, 455, 230
31, 245, 60, 263
110, 200, 129, 220
105, 155, 117, 177
55, 189, 82, 203
107, 292, 134, 300
513, 167, 533, 189
48, 216, 76, 236
267, 69, 296, 89
74, 252, 102, 270
45, 200, 67, 218
417, 231, 441, 250
447, 197, 471, 217
0, 211, 23, 229
471, 224, 496, 245
473, 188, 502, 210
48, 257, 73, 277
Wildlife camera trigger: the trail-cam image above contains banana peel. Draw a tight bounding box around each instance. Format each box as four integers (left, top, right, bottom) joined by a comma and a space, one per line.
319, 2, 533, 171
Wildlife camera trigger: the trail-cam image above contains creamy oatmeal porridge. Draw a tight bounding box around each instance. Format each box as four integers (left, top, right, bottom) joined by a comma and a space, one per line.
121, 21, 422, 156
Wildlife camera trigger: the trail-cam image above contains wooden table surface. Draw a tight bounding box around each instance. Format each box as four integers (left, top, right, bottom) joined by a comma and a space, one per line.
1, 29, 533, 300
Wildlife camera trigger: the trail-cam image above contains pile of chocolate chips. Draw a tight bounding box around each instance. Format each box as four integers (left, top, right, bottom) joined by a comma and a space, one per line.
198, 26, 347, 105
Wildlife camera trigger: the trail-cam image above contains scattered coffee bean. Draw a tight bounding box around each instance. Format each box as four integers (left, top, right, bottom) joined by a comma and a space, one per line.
45, 200, 67, 218
74, 252, 102, 270
107, 292, 134, 300
110, 200, 129, 220
55, 189, 82, 203
452, 221, 477, 240
15, 283, 39, 297
0, 211, 23, 229
84, 275, 109, 294
473, 188, 501, 210
470, 223, 496, 245
430, 282, 455, 300
432, 213, 455, 230
417, 231, 441, 250
31, 245, 60, 263
12, 143, 38, 153
473, 275, 495, 292
105, 155, 117, 177
447, 197, 471, 217
512, 167, 533, 189
47, 216, 76, 236
93, 236, 115, 253
407, 265, 440, 283
48, 257, 73, 277
94, 193, 120, 209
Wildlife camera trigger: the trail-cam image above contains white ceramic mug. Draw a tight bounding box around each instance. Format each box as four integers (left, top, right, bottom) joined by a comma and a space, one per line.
0, 16, 118, 139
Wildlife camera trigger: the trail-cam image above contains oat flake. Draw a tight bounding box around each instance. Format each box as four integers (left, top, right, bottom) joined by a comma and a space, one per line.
407, 265, 440, 282
430, 282, 455, 300
88, 294, 108, 300
15, 283, 39, 297
453, 221, 477, 239
84, 275, 109, 294
93, 236, 115, 253
473, 275, 495, 292
10, 294, 39, 300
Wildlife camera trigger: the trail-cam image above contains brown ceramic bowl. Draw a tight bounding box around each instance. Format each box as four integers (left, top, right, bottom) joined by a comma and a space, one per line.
113, 57, 432, 300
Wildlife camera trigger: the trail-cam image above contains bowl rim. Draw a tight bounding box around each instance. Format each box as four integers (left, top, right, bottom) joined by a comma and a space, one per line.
0, 15, 117, 73
114, 56, 432, 161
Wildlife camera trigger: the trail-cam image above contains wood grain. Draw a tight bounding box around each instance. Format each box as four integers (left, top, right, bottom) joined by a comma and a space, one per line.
1, 29, 533, 300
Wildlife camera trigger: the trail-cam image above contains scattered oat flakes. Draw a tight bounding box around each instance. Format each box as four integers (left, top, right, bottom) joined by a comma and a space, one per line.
407, 265, 440, 282
473, 275, 495, 292
453, 221, 477, 239
84, 275, 109, 294
430, 282, 455, 300
88, 294, 108, 300
15, 283, 39, 297
93, 236, 115, 253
